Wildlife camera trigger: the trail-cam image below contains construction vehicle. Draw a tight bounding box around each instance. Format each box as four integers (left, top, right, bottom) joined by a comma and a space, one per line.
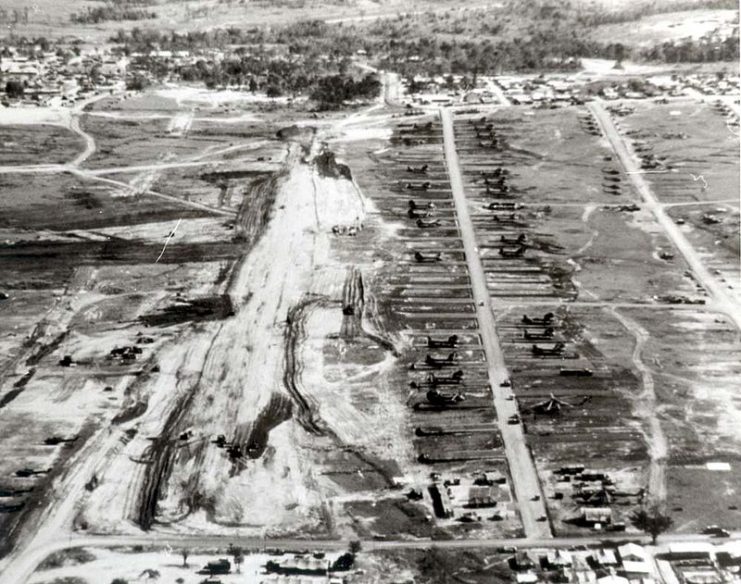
427, 334, 458, 348
407, 164, 429, 174
531, 342, 565, 356
524, 328, 554, 340
416, 218, 440, 228
425, 352, 459, 369
405, 181, 431, 191
522, 312, 554, 325
414, 251, 442, 263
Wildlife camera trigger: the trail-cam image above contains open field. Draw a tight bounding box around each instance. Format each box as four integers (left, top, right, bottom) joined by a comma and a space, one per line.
588, 9, 739, 47
0, 125, 84, 166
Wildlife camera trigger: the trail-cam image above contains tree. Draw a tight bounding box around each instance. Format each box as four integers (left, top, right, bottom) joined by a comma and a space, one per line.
630, 505, 673, 544
181, 549, 189, 567
232, 546, 244, 574
111, 579, 128, 584
5, 80, 24, 99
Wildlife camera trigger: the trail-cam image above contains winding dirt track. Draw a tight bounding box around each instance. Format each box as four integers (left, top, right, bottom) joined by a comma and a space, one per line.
610, 309, 667, 504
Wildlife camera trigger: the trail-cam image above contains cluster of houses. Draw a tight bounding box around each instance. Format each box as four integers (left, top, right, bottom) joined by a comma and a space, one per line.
402, 69, 740, 109
510, 542, 741, 584
0, 46, 128, 106
0, 44, 239, 107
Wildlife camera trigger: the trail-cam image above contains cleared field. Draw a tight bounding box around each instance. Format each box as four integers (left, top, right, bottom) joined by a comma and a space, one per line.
618, 99, 739, 205
588, 9, 739, 47
0, 124, 84, 166
78, 115, 234, 170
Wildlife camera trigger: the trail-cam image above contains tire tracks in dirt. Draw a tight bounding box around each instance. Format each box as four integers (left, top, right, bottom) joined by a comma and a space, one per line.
609, 308, 667, 504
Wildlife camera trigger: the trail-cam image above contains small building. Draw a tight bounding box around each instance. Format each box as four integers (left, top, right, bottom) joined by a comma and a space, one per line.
618, 543, 648, 563
580, 506, 612, 526
622, 560, 652, 576
511, 551, 536, 571
466, 485, 497, 508
597, 576, 629, 584
545, 549, 573, 569
516, 571, 539, 584
595, 549, 619, 567
666, 542, 715, 561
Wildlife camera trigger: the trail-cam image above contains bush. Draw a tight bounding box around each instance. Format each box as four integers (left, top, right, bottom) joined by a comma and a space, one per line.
38, 549, 96, 571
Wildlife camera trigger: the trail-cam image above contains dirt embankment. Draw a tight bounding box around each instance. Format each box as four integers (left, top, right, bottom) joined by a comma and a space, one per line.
284, 298, 331, 437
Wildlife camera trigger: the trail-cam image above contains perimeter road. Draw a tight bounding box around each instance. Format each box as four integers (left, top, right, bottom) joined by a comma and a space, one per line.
589, 102, 741, 332
439, 107, 552, 539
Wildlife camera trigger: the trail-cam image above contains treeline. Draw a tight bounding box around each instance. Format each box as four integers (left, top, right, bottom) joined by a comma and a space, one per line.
640, 35, 739, 63
574, 0, 739, 27
311, 73, 381, 109
71, 0, 157, 24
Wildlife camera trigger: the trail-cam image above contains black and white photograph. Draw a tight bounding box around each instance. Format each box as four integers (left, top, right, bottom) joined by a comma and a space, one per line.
0, 0, 738, 582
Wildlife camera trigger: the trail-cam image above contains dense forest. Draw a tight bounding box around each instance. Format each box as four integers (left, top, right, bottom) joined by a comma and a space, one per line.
71, 0, 157, 24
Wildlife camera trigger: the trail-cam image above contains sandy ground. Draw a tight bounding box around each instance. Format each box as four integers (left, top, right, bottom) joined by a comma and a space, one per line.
28, 547, 345, 584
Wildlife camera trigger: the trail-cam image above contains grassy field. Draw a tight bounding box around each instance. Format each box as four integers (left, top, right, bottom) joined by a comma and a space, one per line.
0, 125, 84, 166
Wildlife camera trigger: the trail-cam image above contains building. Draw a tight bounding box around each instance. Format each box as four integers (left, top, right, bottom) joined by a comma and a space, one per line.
580, 506, 612, 526
595, 549, 619, 567
618, 544, 648, 563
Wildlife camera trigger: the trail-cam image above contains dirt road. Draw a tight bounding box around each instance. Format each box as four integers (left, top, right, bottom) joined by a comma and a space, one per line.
440, 108, 552, 539
4, 528, 741, 584
610, 308, 667, 504
589, 102, 741, 332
